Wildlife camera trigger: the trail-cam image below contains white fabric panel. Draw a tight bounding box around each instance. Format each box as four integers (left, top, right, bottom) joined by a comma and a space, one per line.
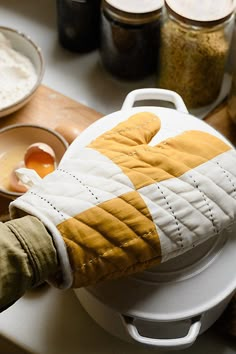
212, 149, 236, 180
60, 147, 133, 189
139, 151, 236, 261
195, 150, 236, 201
139, 183, 216, 261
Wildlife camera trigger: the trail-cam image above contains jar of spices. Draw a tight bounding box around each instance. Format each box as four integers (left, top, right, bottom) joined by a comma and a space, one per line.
100, 0, 163, 80
56, 0, 101, 53
157, 0, 235, 109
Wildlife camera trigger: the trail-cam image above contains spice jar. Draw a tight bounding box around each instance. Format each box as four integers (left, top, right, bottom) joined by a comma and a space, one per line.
100, 0, 163, 80
157, 0, 235, 109
56, 0, 101, 52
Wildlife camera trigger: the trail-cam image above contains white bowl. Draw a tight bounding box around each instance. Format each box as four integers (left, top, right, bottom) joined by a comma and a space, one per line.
0, 26, 44, 118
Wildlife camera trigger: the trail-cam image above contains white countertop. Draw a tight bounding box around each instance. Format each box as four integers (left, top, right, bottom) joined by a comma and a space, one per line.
0, 1, 236, 353
0, 284, 235, 354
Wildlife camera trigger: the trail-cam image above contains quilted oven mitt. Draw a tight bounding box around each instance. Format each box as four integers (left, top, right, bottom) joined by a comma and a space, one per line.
10, 112, 236, 289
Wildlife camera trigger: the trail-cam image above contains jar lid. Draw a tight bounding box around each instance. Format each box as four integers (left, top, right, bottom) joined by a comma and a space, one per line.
105, 0, 164, 14
165, 0, 235, 25
103, 0, 164, 25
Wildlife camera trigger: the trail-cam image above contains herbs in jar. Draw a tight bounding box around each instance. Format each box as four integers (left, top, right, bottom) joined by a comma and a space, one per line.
157, 0, 235, 109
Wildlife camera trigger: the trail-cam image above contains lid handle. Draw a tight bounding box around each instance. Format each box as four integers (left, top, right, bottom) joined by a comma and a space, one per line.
121, 88, 188, 113
121, 315, 202, 350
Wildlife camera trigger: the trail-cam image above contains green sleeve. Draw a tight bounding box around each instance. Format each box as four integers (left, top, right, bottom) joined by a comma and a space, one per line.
0, 216, 59, 311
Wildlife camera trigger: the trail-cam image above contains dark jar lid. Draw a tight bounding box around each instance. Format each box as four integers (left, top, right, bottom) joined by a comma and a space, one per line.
165, 0, 235, 27
103, 0, 164, 25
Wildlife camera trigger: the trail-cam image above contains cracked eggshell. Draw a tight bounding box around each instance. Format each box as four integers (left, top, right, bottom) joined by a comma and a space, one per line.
24, 142, 56, 163
9, 161, 28, 193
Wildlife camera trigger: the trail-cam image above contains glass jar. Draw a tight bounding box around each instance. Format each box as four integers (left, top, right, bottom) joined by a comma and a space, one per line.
56, 0, 101, 53
157, 0, 235, 109
100, 0, 163, 80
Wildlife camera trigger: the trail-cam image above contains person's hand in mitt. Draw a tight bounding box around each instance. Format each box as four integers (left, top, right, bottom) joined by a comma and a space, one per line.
1, 112, 236, 315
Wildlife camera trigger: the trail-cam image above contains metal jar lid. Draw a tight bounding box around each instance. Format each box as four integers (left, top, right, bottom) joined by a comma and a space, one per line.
165, 0, 235, 26
103, 0, 164, 25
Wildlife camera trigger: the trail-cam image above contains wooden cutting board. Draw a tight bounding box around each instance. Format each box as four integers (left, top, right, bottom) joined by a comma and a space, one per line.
0, 85, 103, 221
0, 85, 103, 131
0, 85, 235, 221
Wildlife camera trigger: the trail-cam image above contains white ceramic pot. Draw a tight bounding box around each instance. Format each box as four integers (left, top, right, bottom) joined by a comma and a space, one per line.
74, 89, 236, 350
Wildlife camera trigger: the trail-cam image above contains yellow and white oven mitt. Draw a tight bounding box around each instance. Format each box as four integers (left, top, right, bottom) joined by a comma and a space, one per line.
10, 112, 236, 289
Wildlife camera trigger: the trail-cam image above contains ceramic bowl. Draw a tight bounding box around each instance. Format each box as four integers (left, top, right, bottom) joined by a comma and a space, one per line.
0, 26, 44, 118
0, 124, 68, 200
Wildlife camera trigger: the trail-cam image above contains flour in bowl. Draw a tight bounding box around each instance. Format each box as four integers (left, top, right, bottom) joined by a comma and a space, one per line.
0, 32, 37, 110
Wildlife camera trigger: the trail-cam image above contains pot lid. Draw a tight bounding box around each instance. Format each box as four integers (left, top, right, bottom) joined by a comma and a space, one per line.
165, 0, 234, 25
74, 105, 236, 320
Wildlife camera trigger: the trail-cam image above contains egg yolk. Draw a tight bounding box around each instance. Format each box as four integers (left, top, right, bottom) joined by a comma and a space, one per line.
25, 151, 55, 178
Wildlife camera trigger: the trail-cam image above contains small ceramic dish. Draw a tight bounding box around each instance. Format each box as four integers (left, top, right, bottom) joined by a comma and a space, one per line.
0, 124, 68, 200
0, 26, 44, 118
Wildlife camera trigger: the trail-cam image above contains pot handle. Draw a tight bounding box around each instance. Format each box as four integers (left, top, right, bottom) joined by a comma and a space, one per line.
121, 315, 202, 350
121, 88, 188, 113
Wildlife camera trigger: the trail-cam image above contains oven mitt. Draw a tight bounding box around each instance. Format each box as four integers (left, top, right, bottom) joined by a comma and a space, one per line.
10, 112, 236, 289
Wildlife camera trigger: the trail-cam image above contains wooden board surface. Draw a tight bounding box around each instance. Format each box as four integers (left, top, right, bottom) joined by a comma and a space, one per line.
0, 85, 235, 221
0, 85, 103, 221
0, 85, 103, 131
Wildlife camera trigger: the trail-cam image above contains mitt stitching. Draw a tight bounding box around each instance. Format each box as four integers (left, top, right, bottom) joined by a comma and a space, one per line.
188, 174, 218, 235
57, 168, 100, 204
29, 191, 66, 221
215, 161, 236, 196
71, 229, 158, 271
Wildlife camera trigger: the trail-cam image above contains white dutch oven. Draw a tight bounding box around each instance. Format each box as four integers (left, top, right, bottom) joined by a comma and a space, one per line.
74, 89, 236, 350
